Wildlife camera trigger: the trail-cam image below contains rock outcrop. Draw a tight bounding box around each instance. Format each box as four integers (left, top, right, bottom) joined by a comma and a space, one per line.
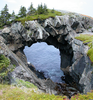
0, 35, 57, 94
0, 14, 93, 94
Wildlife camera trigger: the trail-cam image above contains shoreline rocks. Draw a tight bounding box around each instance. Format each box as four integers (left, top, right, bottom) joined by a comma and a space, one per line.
0, 14, 93, 95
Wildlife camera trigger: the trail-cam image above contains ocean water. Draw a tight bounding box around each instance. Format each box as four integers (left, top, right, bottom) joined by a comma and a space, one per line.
23, 42, 64, 83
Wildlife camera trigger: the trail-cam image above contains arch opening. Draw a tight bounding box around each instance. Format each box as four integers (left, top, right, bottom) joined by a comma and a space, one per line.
24, 42, 65, 83
22, 32, 74, 85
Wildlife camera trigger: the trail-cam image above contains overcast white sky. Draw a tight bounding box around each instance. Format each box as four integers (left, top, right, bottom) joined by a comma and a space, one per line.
0, 0, 93, 17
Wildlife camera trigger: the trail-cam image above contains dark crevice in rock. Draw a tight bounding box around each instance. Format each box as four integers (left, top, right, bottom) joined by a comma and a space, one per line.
45, 35, 59, 48
60, 50, 73, 70
55, 25, 66, 30
71, 21, 79, 30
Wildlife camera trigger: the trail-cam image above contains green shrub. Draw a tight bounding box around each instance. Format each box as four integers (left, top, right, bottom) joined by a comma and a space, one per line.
0, 54, 10, 70
0, 54, 10, 83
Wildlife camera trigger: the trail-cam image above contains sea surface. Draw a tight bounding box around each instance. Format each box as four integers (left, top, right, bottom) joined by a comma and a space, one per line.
24, 42, 64, 83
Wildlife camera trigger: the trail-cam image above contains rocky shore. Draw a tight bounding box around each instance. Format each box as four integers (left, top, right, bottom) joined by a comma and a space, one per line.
0, 13, 93, 96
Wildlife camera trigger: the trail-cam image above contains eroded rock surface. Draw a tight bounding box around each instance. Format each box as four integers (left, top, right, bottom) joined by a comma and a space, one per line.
0, 14, 93, 94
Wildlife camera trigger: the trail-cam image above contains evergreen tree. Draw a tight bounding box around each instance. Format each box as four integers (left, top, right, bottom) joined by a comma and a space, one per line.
37, 3, 48, 15
43, 4, 48, 14
0, 16, 3, 27
37, 3, 44, 14
0, 4, 10, 25
18, 6, 27, 17
28, 2, 36, 15
12, 11, 15, 16
11, 10, 15, 20
51, 8, 55, 13
0, 54, 10, 83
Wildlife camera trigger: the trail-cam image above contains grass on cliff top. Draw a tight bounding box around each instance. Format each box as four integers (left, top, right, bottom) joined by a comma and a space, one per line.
0, 83, 93, 100
75, 34, 93, 62
15, 9, 62, 25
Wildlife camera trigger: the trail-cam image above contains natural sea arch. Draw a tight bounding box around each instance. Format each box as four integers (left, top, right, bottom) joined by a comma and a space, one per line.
2, 17, 90, 93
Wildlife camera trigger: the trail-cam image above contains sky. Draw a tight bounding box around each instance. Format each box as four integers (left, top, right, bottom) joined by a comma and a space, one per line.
0, 0, 93, 17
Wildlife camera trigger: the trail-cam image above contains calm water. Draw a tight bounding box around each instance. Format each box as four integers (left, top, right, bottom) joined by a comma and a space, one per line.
24, 42, 64, 83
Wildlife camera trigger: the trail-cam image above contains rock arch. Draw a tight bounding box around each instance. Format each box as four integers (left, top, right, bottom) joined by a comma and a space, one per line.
1, 15, 93, 93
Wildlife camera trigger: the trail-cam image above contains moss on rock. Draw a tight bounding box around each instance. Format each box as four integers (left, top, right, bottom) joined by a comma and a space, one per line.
75, 34, 93, 62
87, 48, 93, 63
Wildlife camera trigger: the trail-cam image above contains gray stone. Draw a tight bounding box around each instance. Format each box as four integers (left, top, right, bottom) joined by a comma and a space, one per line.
0, 14, 93, 94
2, 27, 10, 33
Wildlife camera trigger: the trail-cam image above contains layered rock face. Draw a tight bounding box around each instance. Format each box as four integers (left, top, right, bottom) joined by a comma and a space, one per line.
0, 14, 93, 93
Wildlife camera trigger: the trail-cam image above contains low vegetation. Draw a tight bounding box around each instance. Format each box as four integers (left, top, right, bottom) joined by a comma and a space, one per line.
0, 83, 93, 100
0, 83, 65, 100
16, 79, 37, 88
75, 34, 93, 62
15, 9, 62, 25
71, 91, 93, 100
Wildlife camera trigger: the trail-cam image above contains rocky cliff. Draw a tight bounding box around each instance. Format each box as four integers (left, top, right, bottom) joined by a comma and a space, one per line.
0, 14, 93, 94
